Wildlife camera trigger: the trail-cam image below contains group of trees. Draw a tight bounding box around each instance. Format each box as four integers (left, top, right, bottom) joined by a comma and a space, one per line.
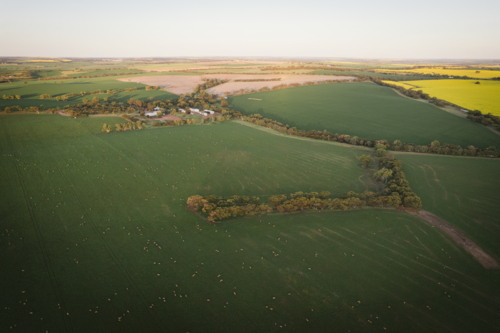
102, 120, 145, 133
151, 119, 196, 127
145, 86, 160, 90
187, 164, 422, 223
193, 78, 228, 94
114, 121, 144, 131
376, 157, 422, 208
64, 99, 129, 117
40, 94, 52, 99
3, 94, 21, 100
467, 110, 500, 130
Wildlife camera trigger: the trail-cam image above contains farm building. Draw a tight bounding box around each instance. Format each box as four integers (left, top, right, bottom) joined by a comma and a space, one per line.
145, 112, 158, 117
204, 109, 215, 115
154, 107, 163, 111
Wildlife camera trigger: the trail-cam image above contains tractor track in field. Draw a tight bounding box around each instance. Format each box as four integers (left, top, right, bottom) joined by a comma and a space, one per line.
2, 122, 72, 332
408, 210, 500, 269
30, 124, 167, 330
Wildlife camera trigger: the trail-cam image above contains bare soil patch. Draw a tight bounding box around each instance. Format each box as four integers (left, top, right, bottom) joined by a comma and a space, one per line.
117, 76, 205, 95
119, 74, 355, 96
207, 74, 355, 95
408, 210, 500, 269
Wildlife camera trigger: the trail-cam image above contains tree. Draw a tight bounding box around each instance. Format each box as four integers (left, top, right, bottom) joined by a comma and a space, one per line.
24, 82, 27, 85
220, 98, 229, 107
431, 140, 440, 148
156, 111, 162, 117
373, 167, 392, 184
358, 155, 372, 167
375, 148, 386, 157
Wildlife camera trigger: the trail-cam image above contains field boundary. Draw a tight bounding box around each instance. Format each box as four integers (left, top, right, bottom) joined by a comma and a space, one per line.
233, 120, 373, 150
408, 210, 500, 269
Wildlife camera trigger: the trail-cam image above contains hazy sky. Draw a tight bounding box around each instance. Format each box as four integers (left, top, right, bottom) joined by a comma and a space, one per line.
1, 0, 499, 59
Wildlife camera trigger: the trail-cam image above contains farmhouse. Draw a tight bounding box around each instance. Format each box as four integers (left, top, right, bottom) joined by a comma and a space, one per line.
145, 112, 158, 117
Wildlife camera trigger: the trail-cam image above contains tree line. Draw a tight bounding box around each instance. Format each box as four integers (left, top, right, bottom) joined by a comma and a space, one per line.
101, 120, 145, 133
37, 76, 74, 81
186, 157, 421, 223
3, 95, 21, 100
193, 78, 228, 94
234, 78, 281, 82
226, 112, 500, 158
466, 110, 500, 130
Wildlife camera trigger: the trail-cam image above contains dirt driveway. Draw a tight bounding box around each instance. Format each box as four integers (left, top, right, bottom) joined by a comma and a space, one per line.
408, 210, 500, 269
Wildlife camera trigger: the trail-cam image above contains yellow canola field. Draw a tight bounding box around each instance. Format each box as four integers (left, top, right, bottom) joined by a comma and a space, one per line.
378, 68, 500, 79
382, 80, 500, 116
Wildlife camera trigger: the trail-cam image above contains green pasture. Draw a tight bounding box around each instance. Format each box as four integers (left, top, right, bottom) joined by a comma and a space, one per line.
397, 153, 500, 261
1, 114, 499, 332
312, 70, 428, 80
229, 82, 500, 148
0, 77, 179, 109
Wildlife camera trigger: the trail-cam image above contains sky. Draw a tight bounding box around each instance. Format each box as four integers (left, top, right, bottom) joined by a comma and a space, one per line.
1, 0, 499, 59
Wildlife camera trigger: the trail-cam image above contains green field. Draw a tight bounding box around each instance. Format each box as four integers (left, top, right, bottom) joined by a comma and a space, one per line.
0, 76, 180, 109
1, 114, 499, 332
229, 82, 500, 148
312, 70, 428, 80
397, 153, 500, 261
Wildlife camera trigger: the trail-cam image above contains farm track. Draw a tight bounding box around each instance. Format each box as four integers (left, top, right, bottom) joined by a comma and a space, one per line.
1, 121, 71, 332
408, 210, 500, 269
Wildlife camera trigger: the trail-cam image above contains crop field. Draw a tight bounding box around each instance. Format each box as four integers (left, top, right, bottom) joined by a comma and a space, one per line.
320, 62, 415, 69
382, 79, 500, 116
378, 68, 500, 79
229, 82, 500, 148
312, 70, 427, 80
396, 153, 500, 262
2, 114, 499, 332
0, 76, 179, 109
